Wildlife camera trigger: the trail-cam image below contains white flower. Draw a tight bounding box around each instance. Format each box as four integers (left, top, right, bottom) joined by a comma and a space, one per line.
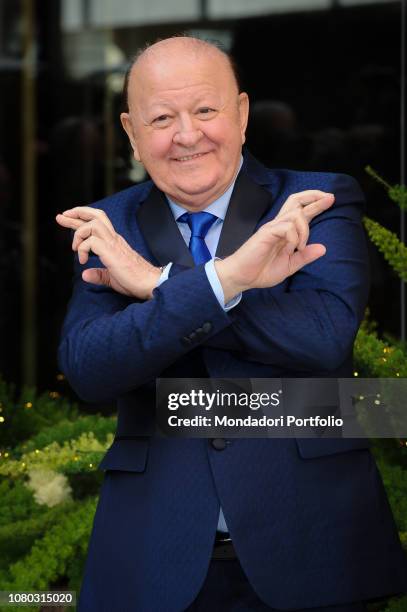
25, 468, 72, 507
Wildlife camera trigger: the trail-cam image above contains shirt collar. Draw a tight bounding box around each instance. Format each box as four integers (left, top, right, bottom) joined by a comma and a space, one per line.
166, 155, 243, 221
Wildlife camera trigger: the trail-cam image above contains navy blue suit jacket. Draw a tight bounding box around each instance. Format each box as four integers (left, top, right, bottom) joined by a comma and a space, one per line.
59, 153, 407, 611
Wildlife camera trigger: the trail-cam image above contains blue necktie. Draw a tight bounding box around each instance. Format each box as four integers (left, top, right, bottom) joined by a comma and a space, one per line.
178, 212, 218, 265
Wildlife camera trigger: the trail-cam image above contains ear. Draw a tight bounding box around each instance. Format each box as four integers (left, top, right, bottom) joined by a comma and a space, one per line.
120, 112, 141, 161
238, 92, 249, 145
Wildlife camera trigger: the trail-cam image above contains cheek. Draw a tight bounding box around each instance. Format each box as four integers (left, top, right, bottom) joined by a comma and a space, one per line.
203, 118, 242, 150
139, 132, 174, 161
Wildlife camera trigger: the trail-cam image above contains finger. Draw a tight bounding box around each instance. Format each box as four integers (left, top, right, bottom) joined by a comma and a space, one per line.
272, 209, 310, 250
56, 213, 85, 230
72, 219, 113, 251
82, 267, 111, 286
265, 220, 299, 244
284, 229, 299, 256
299, 194, 335, 221
61, 207, 115, 231
296, 191, 333, 205
279, 190, 332, 215
77, 235, 104, 265
72, 223, 93, 251
267, 220, 300, 255
293, 212, 309, 251
288, 244, 326, 275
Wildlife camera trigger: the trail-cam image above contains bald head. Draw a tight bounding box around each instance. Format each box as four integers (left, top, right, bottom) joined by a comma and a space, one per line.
123, 37, 240, 112
120, 35, 249, 210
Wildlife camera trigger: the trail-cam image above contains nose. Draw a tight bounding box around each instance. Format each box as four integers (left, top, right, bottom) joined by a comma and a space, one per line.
173, 115, 203, 148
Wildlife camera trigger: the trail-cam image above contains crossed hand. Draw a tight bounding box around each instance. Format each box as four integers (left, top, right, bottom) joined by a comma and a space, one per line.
55, 190, 334, 302
215, 190, 334, 302
55, 208, 161, 300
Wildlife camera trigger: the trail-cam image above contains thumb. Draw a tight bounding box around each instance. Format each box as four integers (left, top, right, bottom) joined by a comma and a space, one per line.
289, 244, 326, 274
82, 267, 111, 286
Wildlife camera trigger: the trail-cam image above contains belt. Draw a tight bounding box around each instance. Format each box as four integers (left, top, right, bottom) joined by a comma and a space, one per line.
212, 531, 237, 560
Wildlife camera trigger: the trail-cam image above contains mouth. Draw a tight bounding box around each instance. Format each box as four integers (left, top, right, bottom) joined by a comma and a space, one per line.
172, 152, 210, 162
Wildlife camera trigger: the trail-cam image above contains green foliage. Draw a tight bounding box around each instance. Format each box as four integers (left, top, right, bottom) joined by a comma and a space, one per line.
388, 185, 407, 210
354, 323, 407, 378
399, 532, 407, 555
382, 333, 407, 356
0, 380, 111, 605
363, 166, 407, 284
0, 497, 97, 612
366, 166, 407, 211
382, 596, 407, 612
371, 438, 407, 474
15, 414, 117, 455
0, 501, 77, 570
374, 457, 407, 532
0, 479, 41, 526
359, 170, 407, 611
363, 217, 407, 282
0, 431, 113, 477
65, 545, 88, 594
0, 376, 78, 448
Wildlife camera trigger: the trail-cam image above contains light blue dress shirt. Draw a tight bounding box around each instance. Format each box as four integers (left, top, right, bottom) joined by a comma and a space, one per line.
159, 157, 244, 311
157, 157, 244, 532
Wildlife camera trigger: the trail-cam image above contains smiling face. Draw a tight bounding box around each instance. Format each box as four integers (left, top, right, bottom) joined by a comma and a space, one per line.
120, 38, 249, 210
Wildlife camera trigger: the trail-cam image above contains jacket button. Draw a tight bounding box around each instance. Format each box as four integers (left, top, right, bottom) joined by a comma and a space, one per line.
202, 322, 212, 333
211, 438, 227, 450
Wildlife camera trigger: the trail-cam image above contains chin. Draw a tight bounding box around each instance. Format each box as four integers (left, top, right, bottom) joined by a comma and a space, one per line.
175, 176, 221, 198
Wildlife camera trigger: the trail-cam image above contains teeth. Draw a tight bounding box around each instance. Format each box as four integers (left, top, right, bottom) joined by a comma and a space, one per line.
176, 153, 205, 161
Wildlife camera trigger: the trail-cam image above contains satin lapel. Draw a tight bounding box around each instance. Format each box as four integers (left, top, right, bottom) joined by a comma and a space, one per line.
136, 167, 273, 265
216, 170, 274, 259
136, 185, 194, 267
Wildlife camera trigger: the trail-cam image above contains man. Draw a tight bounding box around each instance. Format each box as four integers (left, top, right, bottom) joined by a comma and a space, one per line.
57, 37, 407, 612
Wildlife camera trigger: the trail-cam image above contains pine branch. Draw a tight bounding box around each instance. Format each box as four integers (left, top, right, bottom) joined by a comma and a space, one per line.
363, 217, 407, 282
365, 166, 407, 211
354, 325, 407, 378
0, 496, 97, 597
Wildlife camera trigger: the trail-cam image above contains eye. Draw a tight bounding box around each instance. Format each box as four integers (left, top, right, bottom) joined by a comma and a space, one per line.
197, 107, 216, 117
152, 115, 171, 125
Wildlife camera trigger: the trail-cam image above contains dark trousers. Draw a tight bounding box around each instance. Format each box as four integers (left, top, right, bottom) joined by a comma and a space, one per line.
185, 558, 367, 612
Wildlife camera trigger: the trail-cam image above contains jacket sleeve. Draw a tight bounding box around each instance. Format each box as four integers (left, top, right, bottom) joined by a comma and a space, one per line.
58, 262, 231, 403
168, 174, 369, 371
226, 174, 370, 371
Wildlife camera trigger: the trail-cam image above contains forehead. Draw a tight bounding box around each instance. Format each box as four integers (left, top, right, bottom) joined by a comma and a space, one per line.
129, 50, 236, 109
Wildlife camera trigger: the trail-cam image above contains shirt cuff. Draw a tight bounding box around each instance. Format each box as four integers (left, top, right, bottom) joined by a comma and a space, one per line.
205, 259, 242, 311
156, 263, 172, 286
